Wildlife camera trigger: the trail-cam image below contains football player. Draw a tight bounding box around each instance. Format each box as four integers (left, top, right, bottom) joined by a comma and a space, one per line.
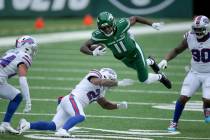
18, 68, 133, 137
80, 11, 172, 89
158, 15, 210, 131
0, 35, 37, 134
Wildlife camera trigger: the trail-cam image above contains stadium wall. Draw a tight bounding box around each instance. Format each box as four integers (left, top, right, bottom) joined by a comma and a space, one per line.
0, 0, 192, 18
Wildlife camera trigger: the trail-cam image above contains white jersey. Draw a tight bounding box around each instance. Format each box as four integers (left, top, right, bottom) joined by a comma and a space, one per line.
0, 49, 32, 80
185, 31, 210, 73
70, 69, 107, 108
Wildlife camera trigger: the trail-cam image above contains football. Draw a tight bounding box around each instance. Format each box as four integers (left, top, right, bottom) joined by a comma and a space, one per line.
89, 44, 105, 51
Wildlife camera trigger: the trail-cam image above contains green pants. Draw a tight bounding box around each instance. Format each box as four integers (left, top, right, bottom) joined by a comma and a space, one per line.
121, 47, 148, 82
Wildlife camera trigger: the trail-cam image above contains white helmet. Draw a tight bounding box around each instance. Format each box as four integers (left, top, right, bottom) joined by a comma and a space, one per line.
192, 15, 209, 39
99, 68, 117, 80
15, 35, 38, 57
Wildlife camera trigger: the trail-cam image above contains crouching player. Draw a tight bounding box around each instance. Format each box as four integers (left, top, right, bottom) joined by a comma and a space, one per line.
0, 35, 38, 134
18, 68, 133, 137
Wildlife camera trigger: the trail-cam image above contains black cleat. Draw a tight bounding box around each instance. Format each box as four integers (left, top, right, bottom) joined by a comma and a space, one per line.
159, 72, 172, 89
148, 56, 160, 73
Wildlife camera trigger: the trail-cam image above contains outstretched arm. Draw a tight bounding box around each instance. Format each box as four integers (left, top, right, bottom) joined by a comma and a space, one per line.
129, 16, 163, 30
18, 63, 31, 113
158, 39, 188, 69
165, 39, 188, 61
129, 16, 153, 26
89, 77, 118, 88
89, 77, 134, 88
97, 97, 127, 110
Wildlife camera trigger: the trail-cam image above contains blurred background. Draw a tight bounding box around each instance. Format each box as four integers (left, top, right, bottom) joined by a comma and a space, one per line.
0, 0, 208, 37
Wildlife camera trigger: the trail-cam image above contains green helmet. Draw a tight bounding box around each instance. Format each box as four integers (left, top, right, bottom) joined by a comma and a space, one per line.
97, 11, 116, 37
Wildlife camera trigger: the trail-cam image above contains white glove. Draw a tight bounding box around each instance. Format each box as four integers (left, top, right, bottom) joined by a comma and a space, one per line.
152, 22, 164, 30
23, 102, 31, 113
158, 59, 167, 69
118, 79, 134, 86
92, 46, 106, 56
117, 101, 128, 109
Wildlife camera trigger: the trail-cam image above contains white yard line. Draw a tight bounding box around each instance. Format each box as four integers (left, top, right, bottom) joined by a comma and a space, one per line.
12, 76, 183, 85
0, 22, 191, 47
13, 85, 179, 94
0, 112, 203, 122
30, 98, 164, 106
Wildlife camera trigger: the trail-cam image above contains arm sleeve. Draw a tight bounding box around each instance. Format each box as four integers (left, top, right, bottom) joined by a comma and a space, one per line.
19, 76, 31, 104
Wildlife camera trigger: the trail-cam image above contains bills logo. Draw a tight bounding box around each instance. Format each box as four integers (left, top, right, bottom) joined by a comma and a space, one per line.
108, 0, 175, 15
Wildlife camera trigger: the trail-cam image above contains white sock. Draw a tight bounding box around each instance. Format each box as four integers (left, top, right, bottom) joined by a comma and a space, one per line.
144, 73, 162, 84
146, 58, 154, 66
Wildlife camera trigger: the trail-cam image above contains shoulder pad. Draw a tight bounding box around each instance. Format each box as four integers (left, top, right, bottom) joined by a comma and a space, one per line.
116, 18, 130, 33
91, 30, 107, 42
17, 52, 32, 68
183, 31, 194, 39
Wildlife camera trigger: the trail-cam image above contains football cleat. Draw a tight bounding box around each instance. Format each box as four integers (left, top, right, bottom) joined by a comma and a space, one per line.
55, 128, 71, 138
148, 56, 160, 73
159, 72, 172, 89
0, 123, 6, 133
0, 122, 19, 134
18, 118, 30, 134
205, 116, 210, 123
167, 121, 178, 131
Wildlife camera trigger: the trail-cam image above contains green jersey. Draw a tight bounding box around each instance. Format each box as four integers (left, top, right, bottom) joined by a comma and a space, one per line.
91, 18, 137, 59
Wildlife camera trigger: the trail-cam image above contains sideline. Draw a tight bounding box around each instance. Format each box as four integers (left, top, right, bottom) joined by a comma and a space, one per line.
0, 22, 191, 47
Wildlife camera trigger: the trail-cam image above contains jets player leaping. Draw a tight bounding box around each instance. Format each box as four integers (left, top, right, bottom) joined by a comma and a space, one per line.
158, 15, 210, 131
18, 68, 133, 137
80, 11, 172, 89
0, 35, 38, 134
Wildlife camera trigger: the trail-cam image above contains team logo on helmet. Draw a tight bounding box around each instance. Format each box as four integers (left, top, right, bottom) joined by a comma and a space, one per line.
15, 35, 38, 57
97, 12, 116, 37
100, 68, 117, 80
192, 15, 209, 39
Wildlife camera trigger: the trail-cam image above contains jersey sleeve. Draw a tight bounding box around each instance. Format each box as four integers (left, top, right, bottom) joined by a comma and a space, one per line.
16, 52, 32, 68
183, 31, 192, 39
91, 30, 107, 43
117, 18, 131, 33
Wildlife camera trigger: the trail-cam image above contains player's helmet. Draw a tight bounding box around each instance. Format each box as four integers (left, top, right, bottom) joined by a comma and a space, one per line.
97, 11, 116, 37
99, 68, 117, 80
15, 35, 38, 57
192, 15, 209, 39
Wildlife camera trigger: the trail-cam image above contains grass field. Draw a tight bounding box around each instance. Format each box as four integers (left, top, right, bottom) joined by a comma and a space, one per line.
0, 18, 189, 37
0, 30, 210, 140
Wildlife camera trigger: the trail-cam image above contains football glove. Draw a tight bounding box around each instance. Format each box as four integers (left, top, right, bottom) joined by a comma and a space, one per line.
152, 22, 164, 30
158, 59, 167, 69
23, 102, 31, 113
117, 101, 128, 109
118, 79, 134, 86
92, 46, 106, 56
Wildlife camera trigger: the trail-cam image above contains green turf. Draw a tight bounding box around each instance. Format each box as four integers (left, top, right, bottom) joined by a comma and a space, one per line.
0, 18, 96, 37
0, 31, 210, 140
0, 18, 189, 37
